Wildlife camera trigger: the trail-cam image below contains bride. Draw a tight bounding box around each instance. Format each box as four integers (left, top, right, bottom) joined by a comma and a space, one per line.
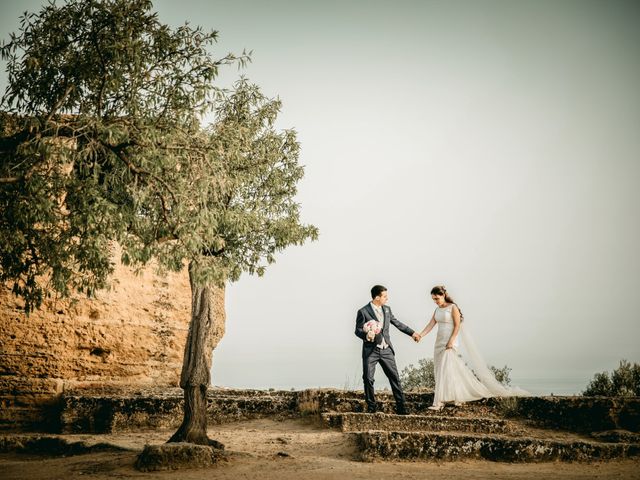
417, 285, 528, 410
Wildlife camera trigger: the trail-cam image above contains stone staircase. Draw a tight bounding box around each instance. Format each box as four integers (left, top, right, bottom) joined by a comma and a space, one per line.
314, 392, 640, 462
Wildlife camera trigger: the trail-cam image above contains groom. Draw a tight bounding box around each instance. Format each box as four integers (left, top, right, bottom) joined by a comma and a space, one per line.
355, 285, 420, 414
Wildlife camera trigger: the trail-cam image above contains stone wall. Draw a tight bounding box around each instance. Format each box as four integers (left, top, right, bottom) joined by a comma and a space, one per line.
60, 388, 300, 433
510, 396, 640, 433
0, 246, 225, 431
15, 387, 640, 437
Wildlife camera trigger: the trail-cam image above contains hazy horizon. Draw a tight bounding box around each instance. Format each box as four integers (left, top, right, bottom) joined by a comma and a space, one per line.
1, 0, 639, 396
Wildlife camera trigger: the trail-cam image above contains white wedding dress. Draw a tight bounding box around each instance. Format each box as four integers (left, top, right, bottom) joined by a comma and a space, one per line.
432, 304, 528, 407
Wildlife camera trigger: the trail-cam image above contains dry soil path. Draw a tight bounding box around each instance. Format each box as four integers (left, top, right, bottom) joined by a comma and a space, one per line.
1, 417, 639, 479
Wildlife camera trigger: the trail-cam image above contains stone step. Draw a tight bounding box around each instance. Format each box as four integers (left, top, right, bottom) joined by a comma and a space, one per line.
298, 390, 435, 414
298, 389, 505, 415
316, 399, 434, 415
354, 430, 640, 462
323, 412, 519, 435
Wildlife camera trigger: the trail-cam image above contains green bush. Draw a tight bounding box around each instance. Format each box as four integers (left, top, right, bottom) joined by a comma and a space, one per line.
400, 358, 511, 391
583, 360, 640, 396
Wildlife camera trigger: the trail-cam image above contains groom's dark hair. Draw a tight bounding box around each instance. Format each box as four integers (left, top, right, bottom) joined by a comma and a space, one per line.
371, 285, 387, 299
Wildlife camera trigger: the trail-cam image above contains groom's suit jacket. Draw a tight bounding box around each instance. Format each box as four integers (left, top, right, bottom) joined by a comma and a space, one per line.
355, 304, 415, 358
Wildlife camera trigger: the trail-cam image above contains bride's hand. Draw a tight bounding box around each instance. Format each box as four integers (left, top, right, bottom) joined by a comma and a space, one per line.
445, 342, 454, 350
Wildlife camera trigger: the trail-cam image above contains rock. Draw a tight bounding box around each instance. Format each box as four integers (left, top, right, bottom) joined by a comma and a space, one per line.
134, 443, 224, 471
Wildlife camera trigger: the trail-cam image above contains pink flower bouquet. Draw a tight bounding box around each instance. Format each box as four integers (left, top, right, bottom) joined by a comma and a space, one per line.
364, 320, 382, 341
363, 320, 382, 334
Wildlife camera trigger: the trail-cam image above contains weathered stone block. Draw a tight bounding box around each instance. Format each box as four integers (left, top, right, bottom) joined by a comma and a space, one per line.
135, 443, 224, 471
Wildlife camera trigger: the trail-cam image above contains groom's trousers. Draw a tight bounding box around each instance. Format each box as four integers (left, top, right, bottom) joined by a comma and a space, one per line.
363, 347, 407, 413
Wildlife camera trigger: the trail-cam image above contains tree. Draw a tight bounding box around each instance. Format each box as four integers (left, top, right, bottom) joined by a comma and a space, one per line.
400, 357, 511, 390
0, 0, 317, 446
582, 360, 640, 396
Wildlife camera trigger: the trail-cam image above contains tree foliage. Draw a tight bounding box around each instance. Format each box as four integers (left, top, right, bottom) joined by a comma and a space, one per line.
0, 0, 318, 313
400, 357, 511, 390
582, 360, 640, 397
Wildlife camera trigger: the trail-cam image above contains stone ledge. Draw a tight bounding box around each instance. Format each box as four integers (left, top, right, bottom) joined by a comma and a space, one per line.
355, 430, 640, 462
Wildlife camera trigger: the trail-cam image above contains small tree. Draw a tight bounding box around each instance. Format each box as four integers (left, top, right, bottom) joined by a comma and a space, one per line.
400, 358, 436, 390
583, 360, 640, 397
1, 0, 317, 445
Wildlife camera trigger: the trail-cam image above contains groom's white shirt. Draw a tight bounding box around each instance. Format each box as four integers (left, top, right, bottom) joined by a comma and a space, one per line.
369, 302, 389, 349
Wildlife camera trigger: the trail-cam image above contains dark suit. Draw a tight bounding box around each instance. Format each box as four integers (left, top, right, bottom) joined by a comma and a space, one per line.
355, 303, 415, 413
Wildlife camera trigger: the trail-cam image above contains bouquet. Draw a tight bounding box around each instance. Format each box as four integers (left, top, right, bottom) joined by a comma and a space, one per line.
363, 320, 382, 342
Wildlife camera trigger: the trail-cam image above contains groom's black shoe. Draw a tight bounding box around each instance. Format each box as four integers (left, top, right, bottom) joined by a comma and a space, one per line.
396, 406, 409, 415
366, 405, 378, 414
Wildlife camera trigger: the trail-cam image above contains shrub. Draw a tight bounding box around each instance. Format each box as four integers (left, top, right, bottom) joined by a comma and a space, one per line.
490, 365, 512, 386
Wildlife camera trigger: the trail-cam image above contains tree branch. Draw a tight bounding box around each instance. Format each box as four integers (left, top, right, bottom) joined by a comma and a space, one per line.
110, 142, 178, 204
45, 84, 75, 123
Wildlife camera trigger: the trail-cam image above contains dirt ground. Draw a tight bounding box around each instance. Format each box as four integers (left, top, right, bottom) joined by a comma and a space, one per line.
1, 417, 639, 480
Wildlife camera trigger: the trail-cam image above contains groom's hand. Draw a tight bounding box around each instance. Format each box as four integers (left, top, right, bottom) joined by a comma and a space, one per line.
412, 332, 421, 343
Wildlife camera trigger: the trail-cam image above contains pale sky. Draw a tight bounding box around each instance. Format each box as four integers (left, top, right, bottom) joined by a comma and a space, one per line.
2, 0, 639, 394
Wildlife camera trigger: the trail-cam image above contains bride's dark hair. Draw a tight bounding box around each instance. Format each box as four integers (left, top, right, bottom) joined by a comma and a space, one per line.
430, 285, 464, 321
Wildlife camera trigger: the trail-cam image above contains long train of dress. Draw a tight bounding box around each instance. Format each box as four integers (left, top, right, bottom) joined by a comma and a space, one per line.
432, 304, 528, 407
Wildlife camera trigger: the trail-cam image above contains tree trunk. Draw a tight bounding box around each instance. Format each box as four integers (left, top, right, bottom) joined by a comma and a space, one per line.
168, 384, 211, 445
168, 262, 225, 445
